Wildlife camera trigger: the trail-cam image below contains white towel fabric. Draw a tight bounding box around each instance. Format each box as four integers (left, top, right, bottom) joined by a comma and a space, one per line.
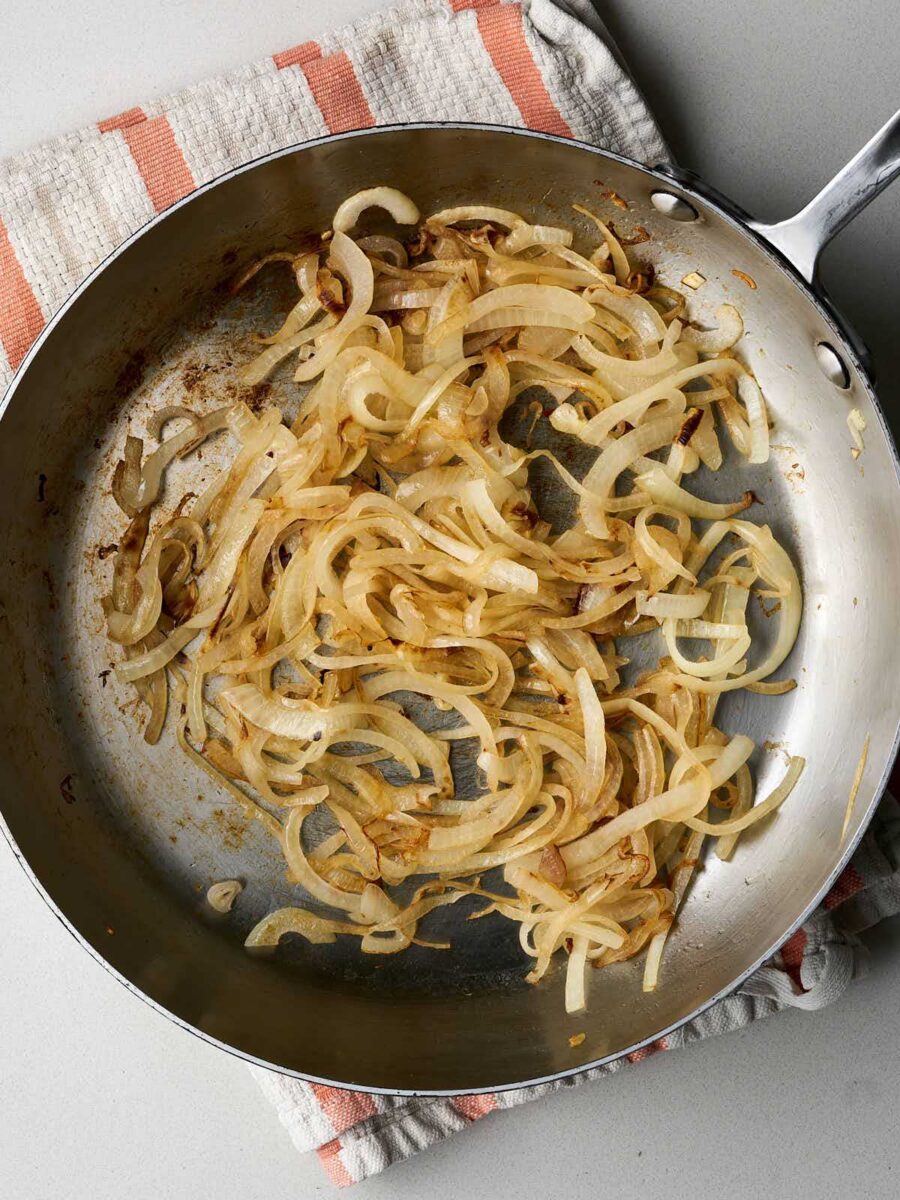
1, 0, 898, 1188
0, 0, 666, 387
253, 803, 900, 1185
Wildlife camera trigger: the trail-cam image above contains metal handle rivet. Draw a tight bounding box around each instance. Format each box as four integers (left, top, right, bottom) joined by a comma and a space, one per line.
814, 341, 851, 389
650, 191, 699, 222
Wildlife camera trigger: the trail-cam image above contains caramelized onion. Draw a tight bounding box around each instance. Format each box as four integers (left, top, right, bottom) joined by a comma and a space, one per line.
106, 188, 803, 1015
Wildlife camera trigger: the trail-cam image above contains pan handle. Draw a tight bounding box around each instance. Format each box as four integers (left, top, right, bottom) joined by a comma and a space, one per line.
749, 108, 900, 283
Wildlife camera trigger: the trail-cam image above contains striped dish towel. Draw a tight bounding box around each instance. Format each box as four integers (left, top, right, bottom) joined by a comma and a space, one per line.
1, 0, 898, 1188
256, 804, 900, 1186
0, 0, 664, 387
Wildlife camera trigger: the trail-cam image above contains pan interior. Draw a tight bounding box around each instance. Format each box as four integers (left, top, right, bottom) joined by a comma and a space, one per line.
1, 126, 898, 1092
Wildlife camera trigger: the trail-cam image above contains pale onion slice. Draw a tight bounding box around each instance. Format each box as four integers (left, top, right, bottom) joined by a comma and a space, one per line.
663, 618, 751, 678
146, 405, 200, 441
572, 205, 630, 283
118, 408, 233, 511
281, 807, 367, 918
501, 223, 573, 254
427, 755, 539, 853
565, 934, 590, 1014
591, 290, 667, 347
682, 304, 744, 353
737, 369, 770, 464
425, 284, 593, 345
527, 636, 575, 693
206, 880, 243, 913
257, 289, 322, 346
571, 335, 681, 402
106, 188, 801, 1021
848, 407, 867, 454
402, 356, 481, 433
115, 625, 196, 683
292, 233, 376, 382
636, 590, 711, 620
222, 684, 358, 741
579, 414, 684, 536
360, 669, 497, 756
245, 907, 362, 948
637, 467, 754, 520
333, 187, 420, 234
674, 520, 802, 693
516, 327, 574, 358
715, 764, 753, 861
574, 667, 606, 809
486, 258, 599, 289
562, 735, 754, 874
240, 313, 337, 385
372, 284, 443, 311
423, 276, 470, 367
357, 234, 409, 267
685, 756, 805, 836
559, 359, 741, 447
428, 205, 526, 229
465, 306, 589, 336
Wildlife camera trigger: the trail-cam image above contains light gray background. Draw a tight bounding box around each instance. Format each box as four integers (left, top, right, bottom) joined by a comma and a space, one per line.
1, 2, 899, 1198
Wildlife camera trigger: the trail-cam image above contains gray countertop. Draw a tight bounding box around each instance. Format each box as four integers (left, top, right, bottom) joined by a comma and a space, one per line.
2, 2, 899, 1197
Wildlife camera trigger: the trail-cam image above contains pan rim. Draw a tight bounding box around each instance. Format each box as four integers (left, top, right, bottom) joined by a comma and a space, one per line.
2, 119, 899, 1096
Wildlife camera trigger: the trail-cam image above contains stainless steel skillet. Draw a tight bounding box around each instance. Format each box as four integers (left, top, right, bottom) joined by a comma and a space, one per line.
2, 116, 900, 1095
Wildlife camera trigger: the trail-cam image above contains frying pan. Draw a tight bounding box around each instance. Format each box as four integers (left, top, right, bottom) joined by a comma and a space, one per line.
2, 116, 900, 1095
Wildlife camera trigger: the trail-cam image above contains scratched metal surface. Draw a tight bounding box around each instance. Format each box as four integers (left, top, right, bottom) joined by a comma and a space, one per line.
1, 126, 898, 1091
